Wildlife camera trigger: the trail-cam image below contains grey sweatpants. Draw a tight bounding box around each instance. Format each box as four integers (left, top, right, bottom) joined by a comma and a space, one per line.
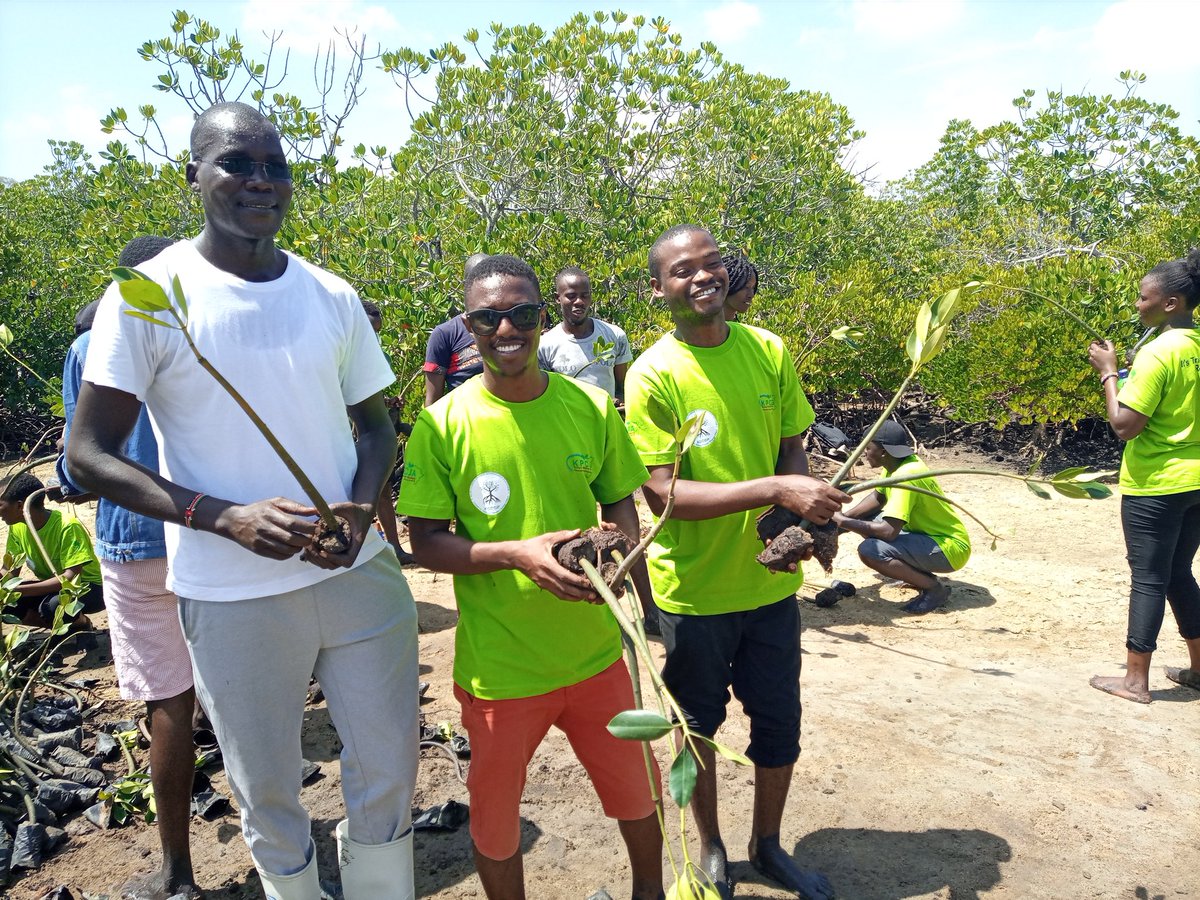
179, 549, 419, 876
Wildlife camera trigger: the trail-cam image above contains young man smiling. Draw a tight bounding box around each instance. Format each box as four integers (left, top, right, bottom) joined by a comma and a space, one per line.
623, 224, 846, 900
67, 103, 418, 900
399, 254, 663, 900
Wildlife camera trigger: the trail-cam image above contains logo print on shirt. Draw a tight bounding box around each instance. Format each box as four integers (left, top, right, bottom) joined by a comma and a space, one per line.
565, 453, 593, 473
469, 472, 510, 515
758, 393, 776, 411
687, 409, 718, 448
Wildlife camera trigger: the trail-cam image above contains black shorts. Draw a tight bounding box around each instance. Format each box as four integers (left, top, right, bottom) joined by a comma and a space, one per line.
658, 595, 801, 768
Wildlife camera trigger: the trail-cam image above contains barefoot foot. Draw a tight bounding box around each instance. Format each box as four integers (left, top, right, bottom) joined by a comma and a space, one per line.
119, 871, 204, 900
697, 837, 735, 900
1089, 674, 1151, 704
749, 836, 834, 900
1163, 666, 1200, 691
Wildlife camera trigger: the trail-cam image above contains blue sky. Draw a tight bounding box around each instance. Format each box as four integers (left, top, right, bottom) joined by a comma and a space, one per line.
2, 0, 1197, 185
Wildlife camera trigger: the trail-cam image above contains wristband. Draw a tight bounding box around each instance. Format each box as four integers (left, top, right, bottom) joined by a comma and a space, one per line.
1099, 372, 1118, 387
183, 492, 206, 529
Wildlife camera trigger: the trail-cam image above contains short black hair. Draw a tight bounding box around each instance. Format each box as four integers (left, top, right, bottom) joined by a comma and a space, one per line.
360, 299, 381, 319
464, 254, 541, 307
190, 102, 278, 161
119, 236, 175, 269
649, 224, 711, 280
554, 266, 589, 290
1, 472, 44, 506
74, 300, 101, 336
721, 253, 758, 296
1147, 248, 1200, 310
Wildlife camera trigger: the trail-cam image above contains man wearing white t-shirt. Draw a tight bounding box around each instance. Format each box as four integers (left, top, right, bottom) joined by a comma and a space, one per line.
538, 266, 634, 405
67, 103, 418, 900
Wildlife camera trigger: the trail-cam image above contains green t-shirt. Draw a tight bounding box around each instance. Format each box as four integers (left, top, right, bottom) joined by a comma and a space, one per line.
1117, 328, 1200, 496
879, 457, 971, 570
397, 374, 648, 700
5, 510, 102, 587
624, 323, 815, 615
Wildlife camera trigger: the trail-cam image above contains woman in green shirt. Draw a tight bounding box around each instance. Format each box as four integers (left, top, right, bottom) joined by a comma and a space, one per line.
1087, 249, 1200, 703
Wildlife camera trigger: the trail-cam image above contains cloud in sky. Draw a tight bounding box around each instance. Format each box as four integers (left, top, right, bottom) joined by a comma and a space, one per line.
1091, 0, 1200, 77
851, 0, 965, 41
240, 0, 404, 51
703, 2, 762, 44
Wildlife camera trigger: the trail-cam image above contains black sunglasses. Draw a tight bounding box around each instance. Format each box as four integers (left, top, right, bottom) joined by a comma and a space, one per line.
197, 157, 292, 181
465, 302, 545, 336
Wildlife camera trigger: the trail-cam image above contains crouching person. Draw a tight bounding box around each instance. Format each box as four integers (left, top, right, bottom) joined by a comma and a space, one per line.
832, 421, 971, 614
399, 255, 663, 900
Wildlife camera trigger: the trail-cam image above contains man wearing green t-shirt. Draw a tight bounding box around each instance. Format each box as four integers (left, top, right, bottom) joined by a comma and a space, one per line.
624, 224, 847, 900
1, 472, 104, 628
398, 254, 663, 900
832, 420, 971, 614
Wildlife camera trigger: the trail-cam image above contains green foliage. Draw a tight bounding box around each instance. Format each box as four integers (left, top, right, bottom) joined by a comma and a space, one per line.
1, 10, 1199, 447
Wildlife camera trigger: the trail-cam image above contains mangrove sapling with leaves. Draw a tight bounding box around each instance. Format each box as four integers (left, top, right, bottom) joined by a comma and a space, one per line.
111, 267, 352, 553
573, 413, 744, 900
755, 282, 1115, 572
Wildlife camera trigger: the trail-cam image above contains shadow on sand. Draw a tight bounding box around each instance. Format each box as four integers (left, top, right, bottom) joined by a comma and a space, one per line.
730, 826, 1011, 900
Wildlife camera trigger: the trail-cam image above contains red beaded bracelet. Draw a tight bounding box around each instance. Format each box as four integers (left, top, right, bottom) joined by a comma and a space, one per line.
183, 492, 206, 530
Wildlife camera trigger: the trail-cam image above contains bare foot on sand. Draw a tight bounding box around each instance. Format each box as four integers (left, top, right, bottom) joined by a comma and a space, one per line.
1089, 675, 1151, 704
1163, 667, 1200, 691
119, 872, 204, 900
749, 836, 835, 900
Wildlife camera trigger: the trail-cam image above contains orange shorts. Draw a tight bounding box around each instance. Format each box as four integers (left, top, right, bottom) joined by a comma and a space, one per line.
454, 659, 661, 860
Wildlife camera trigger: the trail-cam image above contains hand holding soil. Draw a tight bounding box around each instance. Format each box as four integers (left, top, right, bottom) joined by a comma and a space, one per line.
1088, 339, 1118, 374
299, 501, 373, 569
553, 525, 635, 596
211, 497, 321, 561
514, 529, 602, 603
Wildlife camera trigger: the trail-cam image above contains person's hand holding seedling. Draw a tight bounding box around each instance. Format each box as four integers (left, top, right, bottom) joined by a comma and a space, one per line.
1087, 339, 1119, 378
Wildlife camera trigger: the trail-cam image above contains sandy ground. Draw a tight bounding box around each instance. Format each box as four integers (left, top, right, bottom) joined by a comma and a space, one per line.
5, 449, 1199, 899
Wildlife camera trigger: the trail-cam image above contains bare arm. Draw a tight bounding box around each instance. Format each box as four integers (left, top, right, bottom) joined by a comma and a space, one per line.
424, 372, 446, 408
67, 382, 319, 560
406, 517, 599, 602
1089, 340, 1148, 440
12, 564, 87, 598
613, 362, 629, 407
833, 511, 903, 542
640, 432, 849, 523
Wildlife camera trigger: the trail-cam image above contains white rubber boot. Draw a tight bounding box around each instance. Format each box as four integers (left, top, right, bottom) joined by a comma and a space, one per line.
257, 843, 322, 900
336, 818, 415, 899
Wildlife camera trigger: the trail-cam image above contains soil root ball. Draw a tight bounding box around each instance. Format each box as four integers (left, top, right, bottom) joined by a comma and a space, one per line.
553, 527, 633, 597
756, 526, 814, 572
755, 507, 840, 574
315, 516, 353, 554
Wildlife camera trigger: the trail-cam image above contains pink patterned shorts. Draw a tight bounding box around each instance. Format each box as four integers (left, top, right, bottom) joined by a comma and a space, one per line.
100, 557, 194, 701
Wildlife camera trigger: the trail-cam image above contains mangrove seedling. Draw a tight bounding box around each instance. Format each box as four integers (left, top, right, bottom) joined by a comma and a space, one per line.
111, 268, 350, 552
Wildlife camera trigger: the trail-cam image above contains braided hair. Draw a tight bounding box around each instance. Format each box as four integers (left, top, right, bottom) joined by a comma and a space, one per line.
721, 253, 758, 297
1147, 249, 1200, 309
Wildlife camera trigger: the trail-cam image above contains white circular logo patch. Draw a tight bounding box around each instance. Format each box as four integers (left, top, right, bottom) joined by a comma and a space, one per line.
688, 409, 719, 448
469, 472, 511, 515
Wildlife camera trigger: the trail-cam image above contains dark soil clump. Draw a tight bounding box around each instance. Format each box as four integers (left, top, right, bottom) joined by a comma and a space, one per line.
554, 527, 633, 596
315, 516, 353, 554
756, 526, 814, 572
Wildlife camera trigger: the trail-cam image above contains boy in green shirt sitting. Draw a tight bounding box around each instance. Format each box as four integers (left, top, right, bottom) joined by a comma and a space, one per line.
1, 472, 105, 627
398, 254, 662, 900
832, 421, 971, 614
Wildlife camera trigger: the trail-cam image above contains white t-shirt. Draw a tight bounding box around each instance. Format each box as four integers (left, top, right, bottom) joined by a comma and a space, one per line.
537, 318, 633, 398
84, 241, 393, 601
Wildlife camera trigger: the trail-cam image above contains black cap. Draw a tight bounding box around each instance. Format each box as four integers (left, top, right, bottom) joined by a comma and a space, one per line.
872, 421, 915, 459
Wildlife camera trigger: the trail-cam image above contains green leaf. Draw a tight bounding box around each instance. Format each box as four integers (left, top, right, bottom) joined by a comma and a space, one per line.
1076, 482, 1113, 499
607, 709, 675, 741
1049, 481, 1090, 499
111, 266, 150, 283
676, 412, 704, 454
930, 286, 963, 328
118, 278, 172, 312
171, 273, 188, 319
905, 329, 922, 366
0, 323, 12, 348
696, 734, 752, 766
1025, 480, 1051, 500
914, 300, 933, 344
122, 310, 173, 328
668, 748, 697, 807
1052, 466, 1090, 481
